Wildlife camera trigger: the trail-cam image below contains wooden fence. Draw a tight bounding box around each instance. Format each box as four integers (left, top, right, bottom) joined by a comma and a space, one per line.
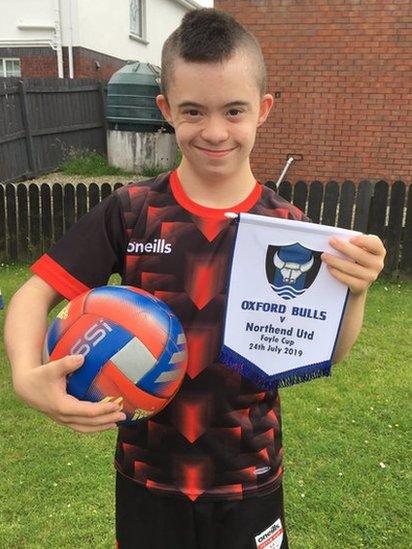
0, 77, 107, 183
0, 179, 410, 275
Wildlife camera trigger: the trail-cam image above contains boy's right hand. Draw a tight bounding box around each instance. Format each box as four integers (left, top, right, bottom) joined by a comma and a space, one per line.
13, 354, 126, 433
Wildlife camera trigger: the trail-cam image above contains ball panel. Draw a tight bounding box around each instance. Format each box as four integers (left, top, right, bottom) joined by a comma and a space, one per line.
44, 291, 89, 358
84, 286, 170, 360
137, 318, 187, 398
45, 317, 63, 359
54, 290, 89, 337
85, 359, 169, 421
50, 314, 134, 399
110, 336, 157, 384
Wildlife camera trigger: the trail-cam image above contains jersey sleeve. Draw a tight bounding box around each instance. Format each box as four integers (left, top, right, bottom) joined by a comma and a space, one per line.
31, 191, 127, 301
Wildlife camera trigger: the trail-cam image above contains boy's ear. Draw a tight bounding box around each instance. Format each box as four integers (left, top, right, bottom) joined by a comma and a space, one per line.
156, 95, 174, 126
257, 93, 274, 127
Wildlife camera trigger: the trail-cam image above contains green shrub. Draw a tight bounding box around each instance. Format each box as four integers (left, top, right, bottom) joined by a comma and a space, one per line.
59, 149, 134, 177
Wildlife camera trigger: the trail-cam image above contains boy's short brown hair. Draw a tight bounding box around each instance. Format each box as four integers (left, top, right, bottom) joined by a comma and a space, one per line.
161, 8, 267, 100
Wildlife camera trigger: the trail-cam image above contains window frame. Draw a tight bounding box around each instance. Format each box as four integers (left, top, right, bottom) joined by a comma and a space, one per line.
129, 0, 148, 44
1, 58, 21, 77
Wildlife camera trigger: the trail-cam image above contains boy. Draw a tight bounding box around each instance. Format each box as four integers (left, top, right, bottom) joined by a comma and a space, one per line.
4, 8, 385, 549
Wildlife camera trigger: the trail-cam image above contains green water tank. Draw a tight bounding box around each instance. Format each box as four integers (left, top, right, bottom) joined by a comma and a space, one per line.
106, 62, 171, 132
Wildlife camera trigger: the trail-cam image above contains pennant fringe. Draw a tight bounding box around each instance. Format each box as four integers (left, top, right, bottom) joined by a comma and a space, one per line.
219, 345, 332, 390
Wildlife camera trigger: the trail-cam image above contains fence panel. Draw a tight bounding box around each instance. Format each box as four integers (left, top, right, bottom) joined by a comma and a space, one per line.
17, 184, 29, 258
76, 183, 88, 221
385, 181, 406, 274
354, 180, 374, 233
52, 183, 64, 242
337, 181, 356, 229
307, 181, 323, 223
40, 184, 52, 252
0, 77, 107, 183
0, 184, 5, 261
64, 184, 76, 232
367, 180, 389, 240
400, 185, 412, 274
278, 180, 292, 203
322, 181, 339, 227
29, 184, 41, 259
293, 180, 308, 213
5, 183, 17, 260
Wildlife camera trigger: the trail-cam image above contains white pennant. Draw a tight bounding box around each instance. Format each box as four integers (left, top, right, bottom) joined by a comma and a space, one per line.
220, 213, 361, 388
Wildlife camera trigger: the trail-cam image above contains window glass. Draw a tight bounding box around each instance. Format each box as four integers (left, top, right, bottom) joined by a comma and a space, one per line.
130, 0, 143, 37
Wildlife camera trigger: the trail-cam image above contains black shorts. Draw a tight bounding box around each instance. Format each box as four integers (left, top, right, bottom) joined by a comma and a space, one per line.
115, 471, 288, 549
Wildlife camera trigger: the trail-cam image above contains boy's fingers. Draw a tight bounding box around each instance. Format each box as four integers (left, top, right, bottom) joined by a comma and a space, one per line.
350, 234, 386, 256
60, 410, 126, 426
47, 354, 84, 376
328, 238, 383, 269
326, 266, 367, 294
321, 253, 377, 282
56, 395, 123, 418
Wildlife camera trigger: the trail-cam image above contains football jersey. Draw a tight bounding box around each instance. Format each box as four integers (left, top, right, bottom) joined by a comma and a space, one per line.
31, 170, 306, 502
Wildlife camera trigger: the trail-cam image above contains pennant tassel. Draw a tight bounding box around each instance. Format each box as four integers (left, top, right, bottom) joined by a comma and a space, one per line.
220, 346, 332, 390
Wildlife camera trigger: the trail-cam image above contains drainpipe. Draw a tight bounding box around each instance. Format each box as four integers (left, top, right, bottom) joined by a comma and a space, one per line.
54, 0, 64, 78
67, 0, 74, 78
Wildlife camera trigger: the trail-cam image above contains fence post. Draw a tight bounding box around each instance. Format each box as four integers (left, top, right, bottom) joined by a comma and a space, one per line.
99, 81, 108, 154
18, 80, 37, 178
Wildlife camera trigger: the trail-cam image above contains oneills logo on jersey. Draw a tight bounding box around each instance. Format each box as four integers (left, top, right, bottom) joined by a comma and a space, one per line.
127, 238, 172, 255
265, 243, 322, 300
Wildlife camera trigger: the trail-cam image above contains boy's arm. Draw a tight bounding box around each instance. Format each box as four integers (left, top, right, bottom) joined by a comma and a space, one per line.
4, 275, 126, 432
321, 234, 386, 363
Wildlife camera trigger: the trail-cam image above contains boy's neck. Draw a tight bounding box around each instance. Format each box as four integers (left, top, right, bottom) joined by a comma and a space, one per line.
176, 159, 258, 209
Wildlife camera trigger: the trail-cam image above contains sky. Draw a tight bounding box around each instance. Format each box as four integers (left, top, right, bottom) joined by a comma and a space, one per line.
197, 0, 214, 6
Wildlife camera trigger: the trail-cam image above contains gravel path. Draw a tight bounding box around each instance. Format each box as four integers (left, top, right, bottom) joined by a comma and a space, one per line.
24, 172, 146, 185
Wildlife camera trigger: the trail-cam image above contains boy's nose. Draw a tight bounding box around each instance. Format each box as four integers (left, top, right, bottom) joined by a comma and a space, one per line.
200, 119, 230, 144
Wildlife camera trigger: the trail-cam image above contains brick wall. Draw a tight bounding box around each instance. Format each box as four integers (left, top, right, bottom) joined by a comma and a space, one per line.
0, 46, 127, 82
215, 0, 411, 183
67, 47, 128, 82
0, 47, 58, 77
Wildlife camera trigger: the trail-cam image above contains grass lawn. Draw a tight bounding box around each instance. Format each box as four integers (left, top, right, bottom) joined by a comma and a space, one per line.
0, 264, 410, 548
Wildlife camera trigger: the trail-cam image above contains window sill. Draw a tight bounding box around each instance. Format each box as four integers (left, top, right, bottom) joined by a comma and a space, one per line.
129, 33, 149, 45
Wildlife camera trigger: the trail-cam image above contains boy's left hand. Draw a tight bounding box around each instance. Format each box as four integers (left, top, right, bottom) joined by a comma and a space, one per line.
321, 234, 386, 295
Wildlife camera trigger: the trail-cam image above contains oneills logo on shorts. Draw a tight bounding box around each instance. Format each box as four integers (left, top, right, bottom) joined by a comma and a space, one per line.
255, 519, 283, 549
127, 238, 172, 255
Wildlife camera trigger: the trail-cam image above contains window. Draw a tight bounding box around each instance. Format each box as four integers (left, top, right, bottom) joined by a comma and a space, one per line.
1, 58, 21, 77
130, 0, 145, 40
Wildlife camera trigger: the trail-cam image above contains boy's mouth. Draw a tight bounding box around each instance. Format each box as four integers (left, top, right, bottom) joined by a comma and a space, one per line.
194, 146, 236, 158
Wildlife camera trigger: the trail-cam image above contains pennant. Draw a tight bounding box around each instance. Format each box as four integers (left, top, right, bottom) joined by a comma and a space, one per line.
220, 213, 361, 389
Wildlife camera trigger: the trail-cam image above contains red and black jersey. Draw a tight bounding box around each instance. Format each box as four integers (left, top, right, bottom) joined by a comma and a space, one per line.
31, 170, 306, 502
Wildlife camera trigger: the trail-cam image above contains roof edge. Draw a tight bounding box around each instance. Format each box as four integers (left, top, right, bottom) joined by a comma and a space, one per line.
172, 0, 203, 11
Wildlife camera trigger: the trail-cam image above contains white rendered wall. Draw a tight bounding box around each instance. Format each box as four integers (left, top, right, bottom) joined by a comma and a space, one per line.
0, 0, 56, 44
74, 0, 210, 65
0, 0, 213, 64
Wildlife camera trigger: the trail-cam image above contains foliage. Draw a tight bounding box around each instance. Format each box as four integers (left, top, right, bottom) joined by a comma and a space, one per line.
59, 148, 134, 177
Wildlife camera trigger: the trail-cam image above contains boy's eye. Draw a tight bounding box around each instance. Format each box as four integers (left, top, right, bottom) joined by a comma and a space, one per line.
227, 109, 243, 117
183, 110, 200, 117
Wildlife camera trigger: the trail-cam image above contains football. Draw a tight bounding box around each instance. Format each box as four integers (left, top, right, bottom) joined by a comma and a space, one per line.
43, 285, 187, 423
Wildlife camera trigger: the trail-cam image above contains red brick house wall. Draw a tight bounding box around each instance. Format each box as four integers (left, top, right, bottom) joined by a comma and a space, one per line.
0, 46, 127, 82
0, 47, 58, 77
215, 0, 411, 183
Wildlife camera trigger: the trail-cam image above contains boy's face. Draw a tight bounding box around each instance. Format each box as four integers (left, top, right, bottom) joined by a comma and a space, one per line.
156, 50, 273, 180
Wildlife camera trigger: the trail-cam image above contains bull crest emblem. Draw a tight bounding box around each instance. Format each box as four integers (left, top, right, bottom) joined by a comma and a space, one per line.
265, 243, 321, 300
